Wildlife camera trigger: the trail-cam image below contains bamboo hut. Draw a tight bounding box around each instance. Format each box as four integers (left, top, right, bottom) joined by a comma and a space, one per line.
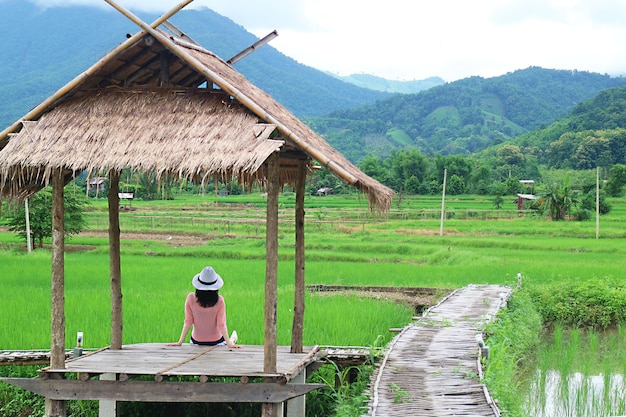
0, 1, 394, 416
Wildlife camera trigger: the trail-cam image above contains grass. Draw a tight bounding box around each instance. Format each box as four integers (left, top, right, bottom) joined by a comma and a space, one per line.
0, 251, 414, 349
2, 192, 626, 416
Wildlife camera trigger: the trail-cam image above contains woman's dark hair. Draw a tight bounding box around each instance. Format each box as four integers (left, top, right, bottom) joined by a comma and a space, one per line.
196, 289, 219, 308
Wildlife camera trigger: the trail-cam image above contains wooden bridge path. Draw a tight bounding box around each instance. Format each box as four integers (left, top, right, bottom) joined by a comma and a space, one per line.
366, 284, 512, 417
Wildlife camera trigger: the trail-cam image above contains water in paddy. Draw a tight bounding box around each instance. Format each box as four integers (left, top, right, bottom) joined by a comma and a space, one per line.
523, 325, 626, 417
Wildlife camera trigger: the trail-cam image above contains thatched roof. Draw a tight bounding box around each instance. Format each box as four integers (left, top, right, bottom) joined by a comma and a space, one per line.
0, 22, 394, 210
2, 88, 280, 186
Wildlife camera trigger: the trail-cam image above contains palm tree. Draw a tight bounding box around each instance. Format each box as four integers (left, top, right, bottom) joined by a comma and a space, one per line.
535, 178, 580, 220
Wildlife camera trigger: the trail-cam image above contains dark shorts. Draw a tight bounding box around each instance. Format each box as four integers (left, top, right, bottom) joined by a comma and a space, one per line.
190, 336, 225, 346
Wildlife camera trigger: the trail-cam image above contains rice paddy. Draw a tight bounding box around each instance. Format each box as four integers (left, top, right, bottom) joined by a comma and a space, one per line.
524, 325, 626, 417
2, 192, 626, 416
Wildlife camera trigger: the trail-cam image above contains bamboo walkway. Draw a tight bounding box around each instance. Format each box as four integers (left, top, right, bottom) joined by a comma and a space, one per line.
366, 284, 512, 417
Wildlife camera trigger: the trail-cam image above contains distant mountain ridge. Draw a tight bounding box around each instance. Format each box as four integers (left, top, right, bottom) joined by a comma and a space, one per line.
0, 0, 390, 127
306, 67, 626, 162
3, 1, 625, 169
329, 73, 445, 94
505, 84, 626, 169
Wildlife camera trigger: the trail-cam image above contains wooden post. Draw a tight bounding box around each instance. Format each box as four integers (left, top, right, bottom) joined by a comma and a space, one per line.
108, 171, 122, 350
291, 159, 306, 353
439, 168, 447, 237
47, 168, 67, 417
262, 152, 280, 417
25, 198, 32, 253
596, 166, 600, 239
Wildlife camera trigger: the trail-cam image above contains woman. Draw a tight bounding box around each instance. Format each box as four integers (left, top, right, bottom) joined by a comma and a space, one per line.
168, 266, 240, 348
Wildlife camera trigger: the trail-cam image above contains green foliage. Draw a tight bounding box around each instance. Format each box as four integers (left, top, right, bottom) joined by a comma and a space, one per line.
534, 177, 581, 220
483, 290, 543, 417
446, 174, 466, 195
492, 195, 504, 209
606, 164, 626, 196
313, 67, 626, 161
307, 362, 373, 417
529, 278, 626, 329
0, 367, 45, 417
579, 189, 612, 215
5, 187, 89, 248
514, 86, 626, 168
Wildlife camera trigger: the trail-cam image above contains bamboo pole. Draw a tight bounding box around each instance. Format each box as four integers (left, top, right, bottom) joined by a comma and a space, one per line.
0, 0, 193, 142
103, 0, 358, 187
291, 159, 306, 353
48, 168, 67, 417
108, 171, 123, 350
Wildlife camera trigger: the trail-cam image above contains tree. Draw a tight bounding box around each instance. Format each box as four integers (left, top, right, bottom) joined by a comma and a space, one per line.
390, 150, 429, 189
447, 174, 466, 195
580, 189, 612, 215
534, 178, 580, 221
504, 176, 522, 195
492, 195, 504, 210
606, 164, 626, 197
359, 155, 388, 184
497, 144, 524, 166
6, 187, 88, 248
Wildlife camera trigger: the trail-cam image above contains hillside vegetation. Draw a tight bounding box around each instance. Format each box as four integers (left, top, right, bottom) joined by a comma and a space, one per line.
308, 67, 626, 162
0, 0, 387, 127
509, 85, 626, 169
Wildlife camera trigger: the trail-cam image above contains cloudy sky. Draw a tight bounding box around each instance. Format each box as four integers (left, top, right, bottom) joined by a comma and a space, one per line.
27, 0, 626, 82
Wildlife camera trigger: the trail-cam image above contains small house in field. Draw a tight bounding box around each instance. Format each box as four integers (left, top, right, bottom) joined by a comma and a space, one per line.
86, 176, 107, 196
519, 179, 534, 191
0, 2, 393, 417
516, 193, 536, 211
316, 187, 333, 196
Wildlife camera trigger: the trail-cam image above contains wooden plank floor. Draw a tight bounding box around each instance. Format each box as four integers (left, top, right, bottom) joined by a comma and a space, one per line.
366, 284, 511, 417
44, 344, 318, 381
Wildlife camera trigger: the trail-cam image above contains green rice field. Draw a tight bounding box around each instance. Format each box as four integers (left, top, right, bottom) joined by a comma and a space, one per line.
1, 192, 626, 416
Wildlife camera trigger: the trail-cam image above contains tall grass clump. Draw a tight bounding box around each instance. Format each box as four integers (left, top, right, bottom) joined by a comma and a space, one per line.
482, 290, 543, 417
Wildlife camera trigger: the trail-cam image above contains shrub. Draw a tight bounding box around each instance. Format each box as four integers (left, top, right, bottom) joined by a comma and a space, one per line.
529, 278, 626, 329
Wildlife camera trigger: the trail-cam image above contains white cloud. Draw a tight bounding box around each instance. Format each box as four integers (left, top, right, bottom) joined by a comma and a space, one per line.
23, 0, 626, 81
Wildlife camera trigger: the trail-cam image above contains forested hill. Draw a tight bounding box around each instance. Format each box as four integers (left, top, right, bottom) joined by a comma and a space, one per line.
0, 0, 388, 127
508, 85, 626, 169
306, 67, 626, 163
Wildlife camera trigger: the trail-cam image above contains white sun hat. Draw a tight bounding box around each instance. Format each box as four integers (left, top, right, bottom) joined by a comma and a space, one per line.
191, 266, 224, 291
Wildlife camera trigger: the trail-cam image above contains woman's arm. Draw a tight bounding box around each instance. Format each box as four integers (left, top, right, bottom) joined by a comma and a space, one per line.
220, 328, 240, 349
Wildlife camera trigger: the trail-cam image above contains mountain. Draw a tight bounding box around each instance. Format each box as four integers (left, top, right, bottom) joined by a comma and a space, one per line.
510, 85, 626, 169
329, 73, 445, 94
0, 0, 389, 128
306, 67, 626, 163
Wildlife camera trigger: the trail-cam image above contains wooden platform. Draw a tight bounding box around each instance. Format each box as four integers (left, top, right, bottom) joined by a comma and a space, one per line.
44, 343, 317, 381
366, 284, 512, 417
2, 344, 324, 403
